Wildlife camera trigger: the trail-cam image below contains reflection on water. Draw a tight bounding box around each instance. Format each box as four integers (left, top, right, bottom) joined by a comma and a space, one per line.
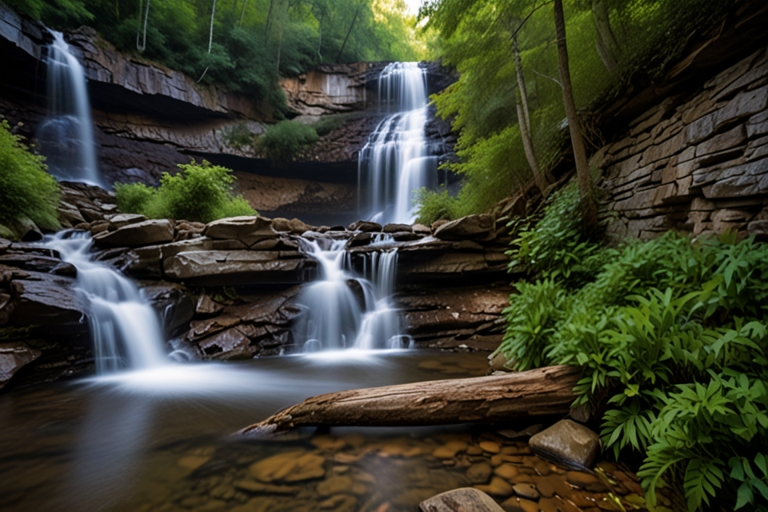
0, 351, 487, 511
0, 352, 647, 511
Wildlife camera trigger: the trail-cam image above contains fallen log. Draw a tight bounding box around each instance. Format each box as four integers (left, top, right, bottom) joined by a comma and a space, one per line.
238, 365, 581, 436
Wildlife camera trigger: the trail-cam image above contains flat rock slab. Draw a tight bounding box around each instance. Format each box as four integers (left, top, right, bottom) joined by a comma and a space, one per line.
0, 342, 41, 389
163, 250, 309, 286
529, 419, 601, 469
203, 216, 276, 244
434, 214, 495, 241
93, 219, 174, 247
420, 487, 504, 512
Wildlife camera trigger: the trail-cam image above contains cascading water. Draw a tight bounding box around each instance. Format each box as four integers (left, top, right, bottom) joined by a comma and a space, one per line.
294, 237, 410, 352
44, 232, 166, 373
37, 31, 102, 186
358, 62, 438, 224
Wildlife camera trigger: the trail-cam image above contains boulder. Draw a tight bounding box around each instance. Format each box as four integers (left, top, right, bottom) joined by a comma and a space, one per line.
141, 282, 195, 337
0, 253, 76, 276
57, 201, 86, 227
93, 219, 174, 247
528, 419, 601, 468
0, 342, 41, 389
197, 327, 255, 360
419, 488, 504, 512
348, 220, 382, 232
412, 223, 431, 235
203, 216, 276, 245
434, 214, 496, 241
9, 273, 89, 326
383, 223, 412, 233
13, 216, 43, 242
108, 213, 147, 230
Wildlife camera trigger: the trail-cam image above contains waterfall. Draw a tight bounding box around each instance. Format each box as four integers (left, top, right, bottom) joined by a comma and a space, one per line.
37, 31, 102, 187
358, 62, 438, 225
44, 232, 166, 373
294, 237, 410, 352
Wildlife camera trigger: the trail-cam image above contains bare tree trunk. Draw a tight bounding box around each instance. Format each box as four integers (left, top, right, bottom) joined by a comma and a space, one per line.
336, 0, 363, 62
317, 10, 324, 62
554, 0, 597, 228
592, 0, 620, 72
239, 0, 248, 26
208, 0, 218, 53
275, 1, 290, 73
513, 32, 549, 196
136, 0, 150, 53
238, 366, 581, 435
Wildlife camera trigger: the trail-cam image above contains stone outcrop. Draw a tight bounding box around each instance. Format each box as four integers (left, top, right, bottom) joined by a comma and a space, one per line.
528, 420, 602, 469
420, 488, 504, 512
598, 46, 768, 240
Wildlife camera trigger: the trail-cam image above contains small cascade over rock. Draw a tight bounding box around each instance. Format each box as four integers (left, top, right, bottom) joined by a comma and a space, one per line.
358, 62, 438, 224
44, 232, 166, 373
37, 31, 102, 187
294, 236, 410, 351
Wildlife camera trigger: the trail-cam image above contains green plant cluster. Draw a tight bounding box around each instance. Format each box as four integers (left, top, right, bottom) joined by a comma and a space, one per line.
115, 160, 255, 223
496, 188, 768, 511
5, 0, 421, 110
413, 186, 457, 226
0, 120, 60, 238
418, 0, 736, 219
256, 119, 318, 162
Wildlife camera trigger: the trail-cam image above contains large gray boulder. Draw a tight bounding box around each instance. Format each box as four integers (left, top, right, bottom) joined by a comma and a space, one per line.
93, 219, 174, 247
528, 419, 601, 468
203, 216, 276, 245
434, 214, 496, 241
419, 488, 504, 512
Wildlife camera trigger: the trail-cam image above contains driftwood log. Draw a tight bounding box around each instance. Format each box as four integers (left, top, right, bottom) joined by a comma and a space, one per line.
239, 365, 581, 436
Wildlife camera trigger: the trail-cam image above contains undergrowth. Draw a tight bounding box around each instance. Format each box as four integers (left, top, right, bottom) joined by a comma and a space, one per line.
256, 120, 318, 163
115, 160, 256, 223
496, 182, 768, 511
0, 119, 60, 238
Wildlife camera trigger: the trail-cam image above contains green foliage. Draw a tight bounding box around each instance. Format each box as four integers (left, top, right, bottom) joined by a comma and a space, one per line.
257, 120, 318, 162
221, 122, 255, 151
507, 182, 604, 286
424, 0, 735, 216
0, 120, 60, 236
500, 222, 768, 510
8, 0, 422, 110
115, 160, 256, 223
413, 186, 457, 225
310, 113, 354, 137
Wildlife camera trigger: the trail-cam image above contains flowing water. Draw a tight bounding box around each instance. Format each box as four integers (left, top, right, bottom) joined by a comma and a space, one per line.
37, 31, 102, 186
294, 237, 409, 352
358, 62, 438, 224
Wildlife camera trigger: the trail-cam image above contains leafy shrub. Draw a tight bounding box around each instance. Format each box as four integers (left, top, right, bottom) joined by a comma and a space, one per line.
256, 121, 318, 163
414, 186, 457, 225
507, 182, 604, 286
0, 120, 60, 236
500, 225, 768, 510
115, 161, 256, 223
310, 114, 354, 137
221, 122, 255, 151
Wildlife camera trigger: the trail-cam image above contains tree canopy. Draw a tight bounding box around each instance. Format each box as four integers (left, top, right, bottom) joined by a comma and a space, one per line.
7, 0, 423, 110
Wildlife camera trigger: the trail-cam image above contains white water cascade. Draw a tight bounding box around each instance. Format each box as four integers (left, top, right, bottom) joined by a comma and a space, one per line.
358, 62, 438, 224
44, 232, 166, 373
37, 31, 102, 186
295, 238, 410, 352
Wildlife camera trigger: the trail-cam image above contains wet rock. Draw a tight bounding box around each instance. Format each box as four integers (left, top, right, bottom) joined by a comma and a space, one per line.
93, 219, 174, 247
9, 272, 88, 326
57, 201, 86, 227
197, 327, 254, 360
431, 219, 450, 230
420, 487, 505, 512
196, 294, 224, 317
319, 494, 357, 511
187, 314, 241, 341
347, 232, 372, 247
233, 480, 300, 495
0, 342, 41, 389
348, 220, 381, 232
141, 282, 194, 337
383, 223, 412, 233
480, 441, 501, 454
0, 253, 76, 276
163, 250, 308, 286
412, 223, 431, 235
204, 216, 276, 245
474, 476, 514, 497
432, 441, 468, 459
434, 214, 496, 241
529, 420, 601, 468
500, 497, 539, 512
178, 455, 211, 472
316, 476, 353, 497
249, 450, 325, 483
494, 464, 519, 480
466, 462, 493, 484
512, 483, 540, 500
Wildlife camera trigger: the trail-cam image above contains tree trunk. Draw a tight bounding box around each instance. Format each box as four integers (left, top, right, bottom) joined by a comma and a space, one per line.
265, 0, 276, 38
136, 0, 150, 53
238, 365, 581, 436
317, 10, 324, 62
275, 1, 290, 73
592, 0, 620, 72
336, 0, 363, 62
513, 32, 549, 196
554, 0, 597, 228
239, 0, 248, 26
208, 0, 218, 53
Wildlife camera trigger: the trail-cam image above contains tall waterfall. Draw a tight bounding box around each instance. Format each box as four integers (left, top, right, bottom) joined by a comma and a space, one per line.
37, 31, 102, 187
44, 232, 166, 373
358, 62, 437, 224
294, 238, 409, 351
